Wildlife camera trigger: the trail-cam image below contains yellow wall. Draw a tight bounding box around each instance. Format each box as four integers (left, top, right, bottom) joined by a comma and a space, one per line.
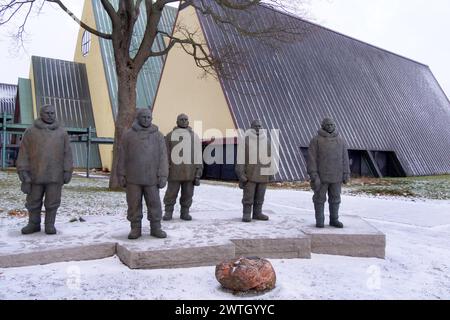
74, 0, 114, 170
152, 6, 237, 139
29, 65, 37, 119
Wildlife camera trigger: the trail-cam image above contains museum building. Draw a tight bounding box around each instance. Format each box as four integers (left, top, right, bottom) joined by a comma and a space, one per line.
3, 0, 450, 181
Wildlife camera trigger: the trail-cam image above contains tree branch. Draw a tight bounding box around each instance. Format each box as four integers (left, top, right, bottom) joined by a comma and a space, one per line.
151, 0, 309, 80
192, 0, 300, 45
133, 0, 163, 70
46, 0, 112, 39
0, 0, 113, 40
99, 0, 120, 27
0, 0, 36, 42
157, 26, 224, 78
179, 0, 194, 11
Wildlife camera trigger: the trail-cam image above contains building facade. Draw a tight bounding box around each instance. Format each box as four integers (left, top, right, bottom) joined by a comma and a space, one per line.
152, 2, 450, 180
9, 0, 450, 179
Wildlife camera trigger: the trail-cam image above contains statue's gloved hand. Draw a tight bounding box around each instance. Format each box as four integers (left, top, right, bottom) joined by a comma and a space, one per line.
119, 175, 127, 188
314, 176, 321, 191
310, 175, 321, 192
193, 177, 201, 186
157, 177, 167, 189
63, 171, 73, 184
238, 175, 248, 189
343, 173, 350, 184
21, 182, 31, 195
18, 171, 31, 183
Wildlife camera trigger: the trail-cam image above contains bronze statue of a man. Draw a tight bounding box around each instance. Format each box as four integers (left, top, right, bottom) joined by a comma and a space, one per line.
118, 108, 168, 239
163, 114, 203, 221
16, 104, 73, 235
307, 118, 350, 228
235, 119, 273, 223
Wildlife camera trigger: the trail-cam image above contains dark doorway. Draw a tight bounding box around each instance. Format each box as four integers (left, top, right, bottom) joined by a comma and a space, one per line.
201, 142, 238, 181
371, 151, 406, 177
348, 150, 377, 177
300, 147, 405, 178
348, 150, 405, 178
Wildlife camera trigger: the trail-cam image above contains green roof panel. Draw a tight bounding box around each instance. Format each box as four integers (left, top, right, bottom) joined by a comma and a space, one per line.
17, 78, 34, 125
91, 0, 177, 117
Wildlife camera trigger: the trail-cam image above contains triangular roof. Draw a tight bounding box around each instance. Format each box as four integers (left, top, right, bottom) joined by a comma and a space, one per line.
195, 1, 450, 180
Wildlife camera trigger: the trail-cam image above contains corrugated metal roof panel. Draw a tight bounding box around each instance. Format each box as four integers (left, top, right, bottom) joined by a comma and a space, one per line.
31, 56, 102, 169
197, 2, 450, 180
0, 83, 17, 167
91, 0, 177, 116
0, 83, 17, 115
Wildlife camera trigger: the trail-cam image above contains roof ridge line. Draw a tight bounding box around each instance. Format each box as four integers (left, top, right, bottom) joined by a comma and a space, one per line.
259, 3, 429, 68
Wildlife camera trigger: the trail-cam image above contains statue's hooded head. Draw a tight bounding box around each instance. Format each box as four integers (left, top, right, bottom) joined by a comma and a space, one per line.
40, 104, 56, 125
251, 119, 263, 135
136, 108, 153, 128
321, 117, 336, 134
176, 113, 189, 129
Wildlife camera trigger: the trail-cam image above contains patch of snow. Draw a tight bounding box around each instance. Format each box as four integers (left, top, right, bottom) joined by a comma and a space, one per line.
1, 172, 450, 299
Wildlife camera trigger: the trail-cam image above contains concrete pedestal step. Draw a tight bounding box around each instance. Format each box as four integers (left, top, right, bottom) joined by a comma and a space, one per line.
0, 213, 385, 269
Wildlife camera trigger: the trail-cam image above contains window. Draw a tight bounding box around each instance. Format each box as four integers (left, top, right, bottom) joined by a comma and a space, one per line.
81, 30, 91, 57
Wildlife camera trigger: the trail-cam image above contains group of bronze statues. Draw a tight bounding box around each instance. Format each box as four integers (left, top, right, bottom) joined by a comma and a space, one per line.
17, 105, 350, 239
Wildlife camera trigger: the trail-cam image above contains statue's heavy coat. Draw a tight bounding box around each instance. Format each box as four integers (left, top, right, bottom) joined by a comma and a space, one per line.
235, 129, 273, 184
118, 122, 168, 186
17, 119, 73, 184
307, 129, 350, 184
165, 127, 203, 182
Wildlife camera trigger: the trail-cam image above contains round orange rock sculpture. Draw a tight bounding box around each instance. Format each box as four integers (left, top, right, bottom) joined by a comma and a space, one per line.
215, 257, 276, 292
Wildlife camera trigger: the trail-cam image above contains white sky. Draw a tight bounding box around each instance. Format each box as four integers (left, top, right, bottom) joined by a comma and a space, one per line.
0, 0, 449, 98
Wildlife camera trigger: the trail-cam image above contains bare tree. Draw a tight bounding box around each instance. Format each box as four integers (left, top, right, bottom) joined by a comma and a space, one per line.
0, 0, 309, 188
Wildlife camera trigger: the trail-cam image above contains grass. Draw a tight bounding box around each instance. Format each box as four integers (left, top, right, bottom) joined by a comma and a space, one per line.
63, 185, 117, 193
0, 170, 126, 218
266, 175, 450, 200
346, 175, 450, 200
1, 169, 449, 215
205, 174, 450, 200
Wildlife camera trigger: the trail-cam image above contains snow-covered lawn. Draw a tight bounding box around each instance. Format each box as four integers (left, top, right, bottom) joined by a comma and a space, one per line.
0, 171, 449, 299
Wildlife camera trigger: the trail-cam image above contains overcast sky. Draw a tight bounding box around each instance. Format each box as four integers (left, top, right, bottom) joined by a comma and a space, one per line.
0, 0, 449, 98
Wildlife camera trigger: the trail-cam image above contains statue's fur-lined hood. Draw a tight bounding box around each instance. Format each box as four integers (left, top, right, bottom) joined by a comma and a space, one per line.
33, 118, 60, 130
132, 122, 159, 133
318, 128, 339, 138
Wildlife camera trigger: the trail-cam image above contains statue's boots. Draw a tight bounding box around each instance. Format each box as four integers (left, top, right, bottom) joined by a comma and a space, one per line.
252, 204, 269, 221
242, 204, 252, 222
150, 222, 167, 238
21, 211, 41, 234
44, 209, 57, 235
128, 221, 142, 240
180, 207, 192, 221
314, 203, 325, 228
329, 203, 344, 228
163, 208, 173, 221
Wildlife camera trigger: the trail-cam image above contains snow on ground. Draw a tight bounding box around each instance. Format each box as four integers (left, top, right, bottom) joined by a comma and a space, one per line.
0, 171, 449, 299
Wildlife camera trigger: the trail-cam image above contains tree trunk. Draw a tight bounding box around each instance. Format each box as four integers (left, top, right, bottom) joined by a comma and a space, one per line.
109, 68, 138, 189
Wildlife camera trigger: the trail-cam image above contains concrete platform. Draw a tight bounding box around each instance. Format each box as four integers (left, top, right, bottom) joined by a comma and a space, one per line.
0, 243, 116, 268
301, 215, 386, 259
117, 243, 236, 269
113, 212, 311, 268
0, 211, 385, 269
231, 237, 311, 260
0, 218, 119, 268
